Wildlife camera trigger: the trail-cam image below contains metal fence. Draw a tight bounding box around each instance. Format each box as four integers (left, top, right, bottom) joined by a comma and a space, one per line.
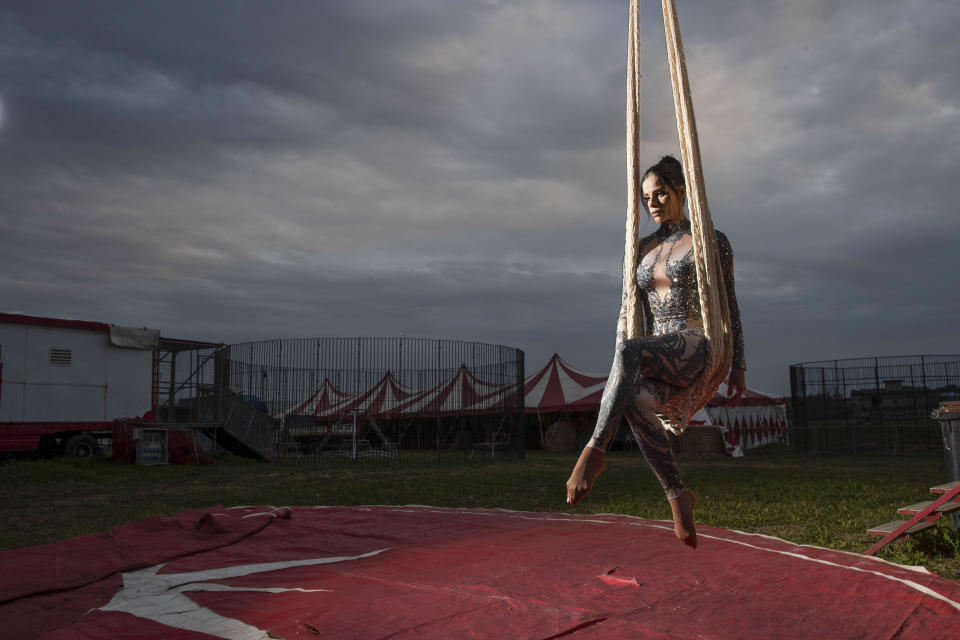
223, 338, 526, 463
790, 355, 960, 454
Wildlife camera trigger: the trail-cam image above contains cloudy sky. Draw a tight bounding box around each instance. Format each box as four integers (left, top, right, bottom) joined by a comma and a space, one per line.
1, 0, 958, 395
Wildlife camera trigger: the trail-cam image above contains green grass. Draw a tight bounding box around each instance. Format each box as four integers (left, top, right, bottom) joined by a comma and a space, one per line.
2, 446, 958, 580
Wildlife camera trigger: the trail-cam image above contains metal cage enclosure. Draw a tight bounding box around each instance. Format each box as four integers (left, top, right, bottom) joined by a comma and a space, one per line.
222, 337, 526, 463
790, 355, 960, 454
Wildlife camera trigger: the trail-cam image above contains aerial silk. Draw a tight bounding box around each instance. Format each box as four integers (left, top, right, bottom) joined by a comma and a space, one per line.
622, 0, 733, 433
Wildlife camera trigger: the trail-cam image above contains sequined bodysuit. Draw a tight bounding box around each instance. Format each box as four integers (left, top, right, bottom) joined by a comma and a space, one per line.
587, 218, 746, 500
635, 219, 745, 369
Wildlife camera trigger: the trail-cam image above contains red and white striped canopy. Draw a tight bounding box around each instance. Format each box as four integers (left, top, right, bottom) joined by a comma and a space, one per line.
525, 356, 788, 453
277, 355, 786, 428
281, 366, 519, 420
282, 378, 355, 419
524, 353, 607, 413
525, 355, 785, 414
392, 365, 518, 417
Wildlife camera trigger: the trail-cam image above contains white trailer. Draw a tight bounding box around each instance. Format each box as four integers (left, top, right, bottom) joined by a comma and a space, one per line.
0, 312, 159, 456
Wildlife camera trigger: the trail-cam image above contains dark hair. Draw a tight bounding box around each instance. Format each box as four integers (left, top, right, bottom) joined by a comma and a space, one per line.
640, 155, 685, 210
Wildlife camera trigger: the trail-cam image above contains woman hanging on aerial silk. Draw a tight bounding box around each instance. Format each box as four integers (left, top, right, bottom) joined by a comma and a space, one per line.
565, 155, 746, 549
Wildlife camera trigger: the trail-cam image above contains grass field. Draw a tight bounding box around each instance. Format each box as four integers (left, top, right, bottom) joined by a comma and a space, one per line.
2, 446, 959, 580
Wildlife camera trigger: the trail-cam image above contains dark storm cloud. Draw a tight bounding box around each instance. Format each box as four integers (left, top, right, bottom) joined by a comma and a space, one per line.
1, 0, 958, 394
1, 1, 625, 178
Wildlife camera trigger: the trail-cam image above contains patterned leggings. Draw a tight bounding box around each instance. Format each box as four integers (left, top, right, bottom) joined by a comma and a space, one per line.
587, 328, 707, 499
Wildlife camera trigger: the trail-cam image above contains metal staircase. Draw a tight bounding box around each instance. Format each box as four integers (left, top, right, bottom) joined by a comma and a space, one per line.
210, 387, 276, 461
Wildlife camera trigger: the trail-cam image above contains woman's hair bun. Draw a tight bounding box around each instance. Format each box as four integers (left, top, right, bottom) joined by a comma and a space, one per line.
642, 155, 685, 194
657, 155, 682, 169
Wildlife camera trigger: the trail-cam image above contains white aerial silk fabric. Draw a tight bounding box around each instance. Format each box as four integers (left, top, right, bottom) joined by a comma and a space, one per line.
621, 0, 734, 433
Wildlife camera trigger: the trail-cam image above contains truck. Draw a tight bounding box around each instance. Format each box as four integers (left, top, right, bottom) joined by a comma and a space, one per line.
0, 312, 223, 459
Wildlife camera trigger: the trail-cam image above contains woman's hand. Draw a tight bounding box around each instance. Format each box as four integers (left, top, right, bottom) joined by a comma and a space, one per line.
726, 369, 746, 407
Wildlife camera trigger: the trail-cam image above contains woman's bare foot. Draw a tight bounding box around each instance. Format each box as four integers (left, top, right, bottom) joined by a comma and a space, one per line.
668, 489, 697, 548
566, 446, 605, 505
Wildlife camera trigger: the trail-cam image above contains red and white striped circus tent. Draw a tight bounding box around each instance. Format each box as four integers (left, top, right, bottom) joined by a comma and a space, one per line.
282, 378, 356, 419
524, 353, 607, 413
392, 365, 519, 417
275, 353, 787, 454
316, 371, 420, 419
524, 354, 788, 454
280, 365, 520, 421
696, 384, 788, 455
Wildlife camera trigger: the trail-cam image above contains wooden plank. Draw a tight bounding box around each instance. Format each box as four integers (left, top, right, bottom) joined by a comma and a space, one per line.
898, 500, 960, 515
930, 481, 960, 494
866, 482, 960, 554
867, 520, 938, 536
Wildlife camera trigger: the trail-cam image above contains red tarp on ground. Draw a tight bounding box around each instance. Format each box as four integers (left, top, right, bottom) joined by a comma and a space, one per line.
2, 505, 959, 639
0, 506, 290, 639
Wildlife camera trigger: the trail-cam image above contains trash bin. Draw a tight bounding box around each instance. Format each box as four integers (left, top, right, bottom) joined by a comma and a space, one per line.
933, 405, 960, 531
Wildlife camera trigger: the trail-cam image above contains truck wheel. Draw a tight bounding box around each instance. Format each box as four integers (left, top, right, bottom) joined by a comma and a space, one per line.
63, 434, 100, 459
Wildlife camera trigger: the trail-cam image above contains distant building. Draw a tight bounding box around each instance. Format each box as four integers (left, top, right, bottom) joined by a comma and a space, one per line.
849, 379, 936, 422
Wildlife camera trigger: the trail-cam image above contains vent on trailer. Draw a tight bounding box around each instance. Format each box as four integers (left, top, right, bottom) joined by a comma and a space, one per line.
50, 348, 72, 366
